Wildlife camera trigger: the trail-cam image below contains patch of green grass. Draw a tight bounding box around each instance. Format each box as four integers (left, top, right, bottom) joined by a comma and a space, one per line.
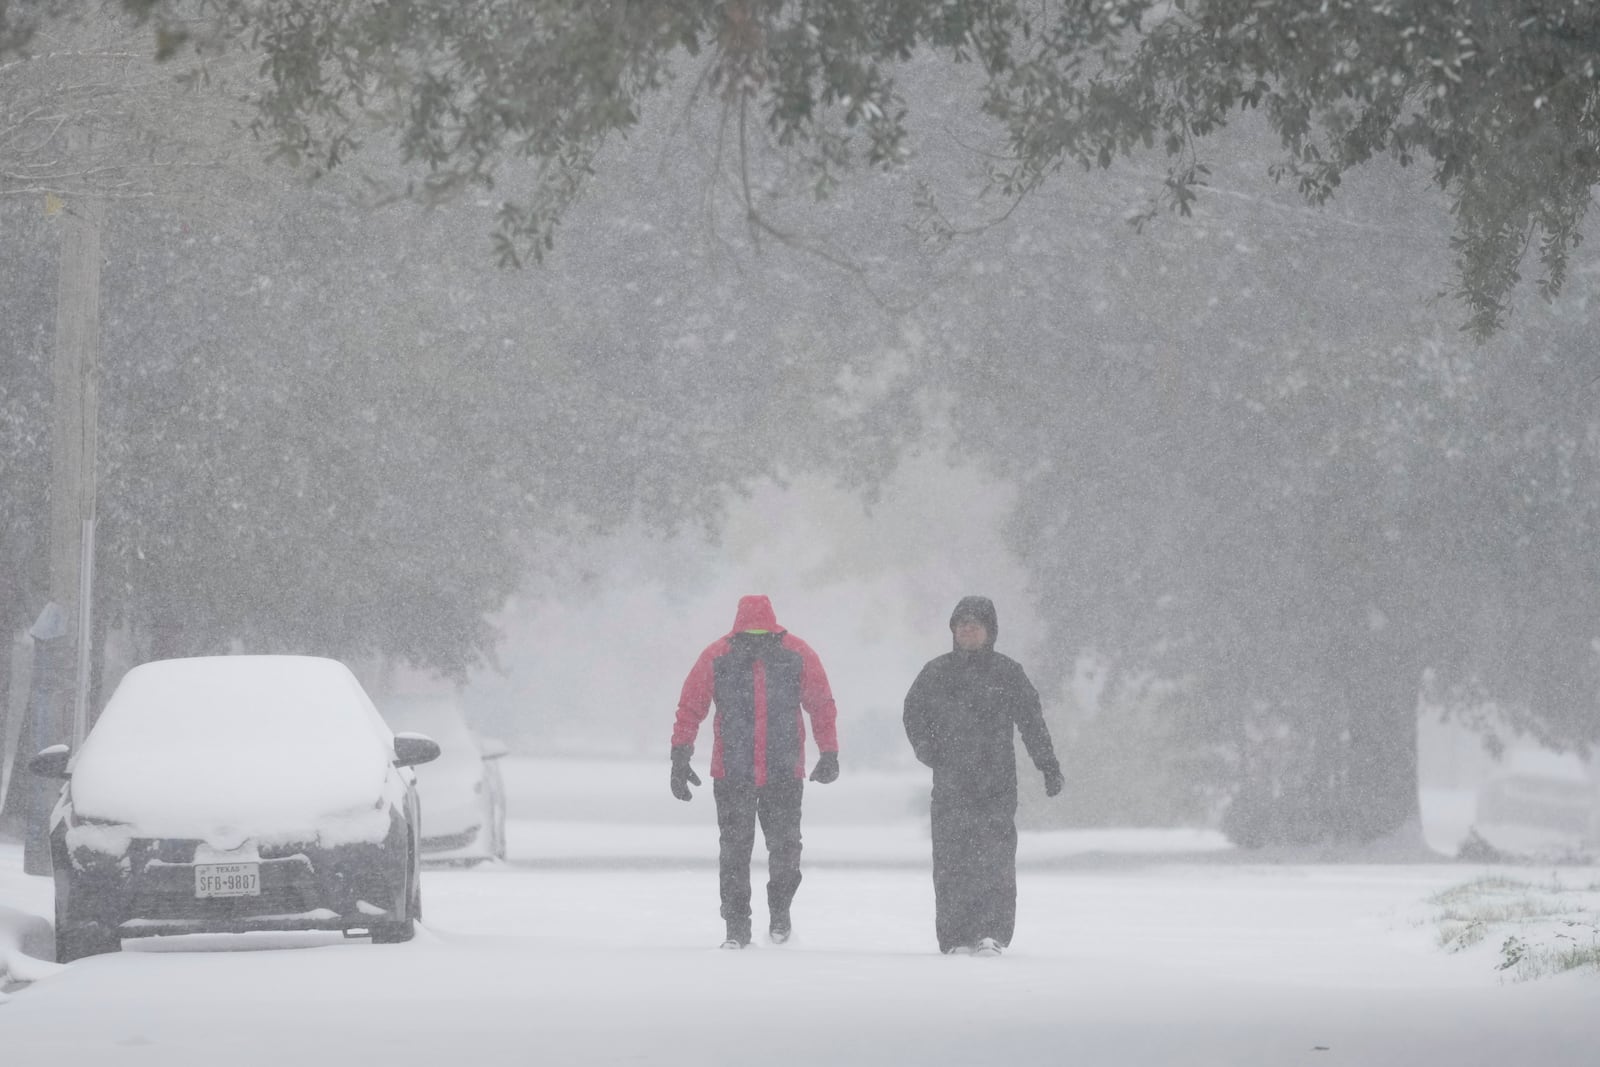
1434, 892, 1572, 951
1429, 876, 1600, 978
1497, 928, 1600, 981
1437, 918, 1489, 951
1553, 943, 1600, 974
1428, 876, 1529, 907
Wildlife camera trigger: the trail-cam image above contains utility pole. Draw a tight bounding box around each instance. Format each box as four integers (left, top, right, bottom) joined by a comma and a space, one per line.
50, 190, 102, 744
25, 188, 102, 875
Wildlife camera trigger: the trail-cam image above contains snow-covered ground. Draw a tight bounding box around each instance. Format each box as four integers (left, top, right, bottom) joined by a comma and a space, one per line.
2, 759, 1596, 1066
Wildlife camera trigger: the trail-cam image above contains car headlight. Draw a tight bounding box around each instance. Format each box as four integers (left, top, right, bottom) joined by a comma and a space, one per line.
63, 813, 136, 860
316, 803, 396, 849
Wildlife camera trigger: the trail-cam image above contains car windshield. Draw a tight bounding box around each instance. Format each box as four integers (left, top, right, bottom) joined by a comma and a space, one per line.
69, 655, 392, 839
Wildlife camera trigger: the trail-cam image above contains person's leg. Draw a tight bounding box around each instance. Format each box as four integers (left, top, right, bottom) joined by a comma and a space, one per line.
970, 793, 1019, 947
930, 791, 984, 953
757, 774, 804, 937
714, 778, 758, 944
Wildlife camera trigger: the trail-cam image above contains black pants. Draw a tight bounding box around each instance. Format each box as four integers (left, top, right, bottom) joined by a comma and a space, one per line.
714, 775, 804, 936
930, 788, 1018, 952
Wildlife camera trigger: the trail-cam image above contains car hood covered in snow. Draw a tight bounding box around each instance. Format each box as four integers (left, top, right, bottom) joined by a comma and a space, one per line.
68, 656, 394, 842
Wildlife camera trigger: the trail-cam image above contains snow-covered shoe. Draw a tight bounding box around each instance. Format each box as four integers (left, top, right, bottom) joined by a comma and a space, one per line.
973, 937, 1003, 957
721, 920, 751, 950
769, 911, 792, 945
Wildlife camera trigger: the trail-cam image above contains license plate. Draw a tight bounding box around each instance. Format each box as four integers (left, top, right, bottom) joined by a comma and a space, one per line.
195, 862, 260, 898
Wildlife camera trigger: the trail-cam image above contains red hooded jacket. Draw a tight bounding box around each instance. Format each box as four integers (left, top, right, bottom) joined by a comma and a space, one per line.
671, 595, 839, 786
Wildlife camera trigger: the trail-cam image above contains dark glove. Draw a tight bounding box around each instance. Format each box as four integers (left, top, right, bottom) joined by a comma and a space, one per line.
1043, 765, 1065, 798
809, 750, 839, 784
670, 744, 701, 801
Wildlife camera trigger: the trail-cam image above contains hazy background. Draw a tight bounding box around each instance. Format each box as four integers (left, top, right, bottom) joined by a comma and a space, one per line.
4, 12, 1599, 856
459, 460, 1041, 765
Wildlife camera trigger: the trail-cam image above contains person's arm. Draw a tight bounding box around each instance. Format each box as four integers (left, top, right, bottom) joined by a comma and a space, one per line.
668, 644, 720, 800
902, 662, 936, 768
793, 637, 838, 754
790, 637, 840, 783
671, 644, 718, 749
1005, 660, 1063, 794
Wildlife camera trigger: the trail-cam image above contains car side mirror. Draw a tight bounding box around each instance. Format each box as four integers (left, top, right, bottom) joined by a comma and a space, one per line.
393, 732, 441, 768
477, 736, 510, 760
28, 744, 72, 779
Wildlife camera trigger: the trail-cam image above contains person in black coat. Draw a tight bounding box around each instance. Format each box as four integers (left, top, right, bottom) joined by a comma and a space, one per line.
902, 596, 1063, 956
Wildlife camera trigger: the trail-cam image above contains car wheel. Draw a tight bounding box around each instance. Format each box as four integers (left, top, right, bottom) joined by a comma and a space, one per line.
369, 916, 415, 943
54, 872, 121, 963
56, 921, 121, 963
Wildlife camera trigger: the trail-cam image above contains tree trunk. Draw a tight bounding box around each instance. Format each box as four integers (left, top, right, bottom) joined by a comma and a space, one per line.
1338, 634, 1423, 842
1223, 640, 1424, 850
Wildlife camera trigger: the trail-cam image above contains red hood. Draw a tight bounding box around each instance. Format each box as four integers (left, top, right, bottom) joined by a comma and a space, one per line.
730, 595, 781, 633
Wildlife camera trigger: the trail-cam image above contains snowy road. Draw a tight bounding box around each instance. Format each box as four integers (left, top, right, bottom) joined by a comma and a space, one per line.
2, 856, 1595, 1067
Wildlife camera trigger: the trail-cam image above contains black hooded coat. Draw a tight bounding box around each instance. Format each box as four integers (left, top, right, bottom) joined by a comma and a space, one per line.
902, 596, 1061, 951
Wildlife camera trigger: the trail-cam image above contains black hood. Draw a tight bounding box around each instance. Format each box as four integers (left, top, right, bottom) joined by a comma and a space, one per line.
948, 595, 998, 651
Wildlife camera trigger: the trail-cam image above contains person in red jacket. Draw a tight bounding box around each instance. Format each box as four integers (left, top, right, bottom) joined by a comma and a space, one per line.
670, 595, 840, 949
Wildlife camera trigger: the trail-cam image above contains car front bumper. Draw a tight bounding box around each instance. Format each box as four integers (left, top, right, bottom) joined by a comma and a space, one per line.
56, 822, 412, 937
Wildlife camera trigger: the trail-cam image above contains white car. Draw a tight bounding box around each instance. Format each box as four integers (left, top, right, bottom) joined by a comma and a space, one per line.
1474, 748, 1600, 850
31, 655, 438, 962
380, 695, 508, 865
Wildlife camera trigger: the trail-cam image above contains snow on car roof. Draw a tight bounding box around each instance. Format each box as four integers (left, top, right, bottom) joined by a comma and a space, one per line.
69, 655, 394, 840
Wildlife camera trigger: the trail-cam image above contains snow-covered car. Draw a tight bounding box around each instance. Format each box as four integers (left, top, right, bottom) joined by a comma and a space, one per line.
29, 655, 439, 963
379, 694, 507, 865
1474, 748, 1600, 846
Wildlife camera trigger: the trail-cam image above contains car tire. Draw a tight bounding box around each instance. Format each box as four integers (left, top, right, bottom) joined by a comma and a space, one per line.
55, 872, 121, 963
56, 922, 121, 963
369, 916, 415, 943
